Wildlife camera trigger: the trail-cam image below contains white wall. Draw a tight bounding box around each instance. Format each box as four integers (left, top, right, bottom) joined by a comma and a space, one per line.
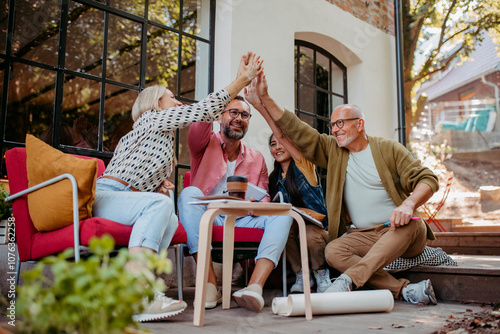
213, 0, 398, 169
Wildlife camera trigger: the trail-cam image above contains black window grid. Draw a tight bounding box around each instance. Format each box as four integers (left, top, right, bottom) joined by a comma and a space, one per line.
0, 0, 215, 198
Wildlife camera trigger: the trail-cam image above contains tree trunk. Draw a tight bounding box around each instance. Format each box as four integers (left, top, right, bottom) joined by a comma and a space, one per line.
404, 84, 414, 143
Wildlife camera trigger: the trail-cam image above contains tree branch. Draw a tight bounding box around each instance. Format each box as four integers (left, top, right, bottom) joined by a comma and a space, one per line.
437, 0, 458, 50
411, 43, 465, 83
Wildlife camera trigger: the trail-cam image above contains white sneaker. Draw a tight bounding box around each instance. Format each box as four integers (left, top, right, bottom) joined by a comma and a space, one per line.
232, 287, 264, 312
204, 283, 222, 309
133, 292, 187, 322
324, 273, 352, 293
402, 279, 437, 305
313, 268, 332, 293
290, 269, 315, 293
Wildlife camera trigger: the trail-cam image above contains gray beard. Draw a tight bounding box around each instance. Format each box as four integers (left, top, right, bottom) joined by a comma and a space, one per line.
221, 123, 246, 140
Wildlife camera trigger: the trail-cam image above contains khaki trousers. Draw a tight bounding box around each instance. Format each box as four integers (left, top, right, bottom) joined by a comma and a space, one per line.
325, 220, 427, 298
287, 222, 329, 273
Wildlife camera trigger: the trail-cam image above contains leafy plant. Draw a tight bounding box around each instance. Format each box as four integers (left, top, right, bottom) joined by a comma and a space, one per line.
16, 235, 172, 334
0, 183, 12, 220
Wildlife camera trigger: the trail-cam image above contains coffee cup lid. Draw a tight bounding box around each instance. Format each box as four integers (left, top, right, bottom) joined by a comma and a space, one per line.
227, 176, 248, 182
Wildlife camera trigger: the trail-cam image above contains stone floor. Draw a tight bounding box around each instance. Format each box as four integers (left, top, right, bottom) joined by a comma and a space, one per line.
1, 276, 494, 333
139, 287, 492, 334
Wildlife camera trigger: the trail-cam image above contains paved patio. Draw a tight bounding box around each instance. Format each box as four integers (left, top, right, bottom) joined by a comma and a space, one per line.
141, 286, 490, 334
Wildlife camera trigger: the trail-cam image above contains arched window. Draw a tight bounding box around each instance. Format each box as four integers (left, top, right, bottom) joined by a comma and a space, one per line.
295, 40, 347, 133
295, 40, 347, 188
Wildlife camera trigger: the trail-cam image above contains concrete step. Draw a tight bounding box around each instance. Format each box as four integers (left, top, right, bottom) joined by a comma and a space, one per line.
394, 255, 500, 304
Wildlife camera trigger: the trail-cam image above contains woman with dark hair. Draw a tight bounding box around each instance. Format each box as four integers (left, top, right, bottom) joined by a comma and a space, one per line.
267, 132, 332, 293
245, 72, 331, 293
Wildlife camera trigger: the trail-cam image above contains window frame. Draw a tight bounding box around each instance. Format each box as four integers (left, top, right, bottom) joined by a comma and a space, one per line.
294, 40, 348, 188
295, 40, 348, 131
0, 0, 215, 157
0, 0, 215, 192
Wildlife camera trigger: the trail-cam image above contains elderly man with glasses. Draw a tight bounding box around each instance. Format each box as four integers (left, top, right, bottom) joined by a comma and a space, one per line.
244, 72, 440, 306
178, 95, 293, 312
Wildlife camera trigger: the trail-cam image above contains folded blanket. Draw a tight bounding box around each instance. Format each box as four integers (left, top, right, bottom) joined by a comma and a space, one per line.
384, 246, 458, 272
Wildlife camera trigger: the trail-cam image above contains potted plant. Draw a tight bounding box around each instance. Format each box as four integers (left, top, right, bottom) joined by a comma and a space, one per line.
0, 183, 12, 244
15, 234, 172, 334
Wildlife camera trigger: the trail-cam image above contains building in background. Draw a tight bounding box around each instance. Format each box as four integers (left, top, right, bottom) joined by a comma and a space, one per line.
415, 32, 500, 152
1, 0, 399, 192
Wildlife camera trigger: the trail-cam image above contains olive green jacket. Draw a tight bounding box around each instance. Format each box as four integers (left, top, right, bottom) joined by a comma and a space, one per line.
276, 109, 439, 242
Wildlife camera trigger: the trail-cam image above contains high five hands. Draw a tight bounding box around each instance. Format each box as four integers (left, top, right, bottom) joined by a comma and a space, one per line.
237, 52, 264, 86
244, 72, 267, 109
226, 52, 264, 99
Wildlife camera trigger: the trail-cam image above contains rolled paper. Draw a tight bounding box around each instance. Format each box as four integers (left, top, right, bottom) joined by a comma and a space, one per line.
272, 297, 288, 315
272, 290, 394, 317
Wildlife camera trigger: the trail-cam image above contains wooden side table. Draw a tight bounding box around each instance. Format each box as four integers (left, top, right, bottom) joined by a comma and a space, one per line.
193, 201, 313, 326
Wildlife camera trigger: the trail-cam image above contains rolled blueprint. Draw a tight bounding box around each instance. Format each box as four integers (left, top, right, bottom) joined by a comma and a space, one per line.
272, 290, 394, 316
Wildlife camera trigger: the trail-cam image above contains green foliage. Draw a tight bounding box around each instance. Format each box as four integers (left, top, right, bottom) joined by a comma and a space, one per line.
408, 0, 500, 81
16, 235, 172, 334
0, 183, 12, 220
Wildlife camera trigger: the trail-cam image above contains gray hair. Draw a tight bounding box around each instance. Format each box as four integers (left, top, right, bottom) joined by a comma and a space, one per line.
334, 104, 365, 119
131, 85, 167, 121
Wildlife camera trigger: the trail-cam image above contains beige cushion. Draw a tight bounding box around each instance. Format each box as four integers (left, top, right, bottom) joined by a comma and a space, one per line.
26, 134, 98, 231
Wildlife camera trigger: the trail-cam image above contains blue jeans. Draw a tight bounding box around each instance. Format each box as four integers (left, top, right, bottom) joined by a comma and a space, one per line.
93, 178, 179, 252
178, 186, 293, 267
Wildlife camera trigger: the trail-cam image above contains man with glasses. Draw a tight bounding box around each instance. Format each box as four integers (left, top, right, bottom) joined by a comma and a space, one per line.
245, 73, 439, 306
178, 95, 293, 312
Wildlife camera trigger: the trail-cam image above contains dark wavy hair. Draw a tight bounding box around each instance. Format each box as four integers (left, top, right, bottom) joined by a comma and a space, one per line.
268, 133, 305, 207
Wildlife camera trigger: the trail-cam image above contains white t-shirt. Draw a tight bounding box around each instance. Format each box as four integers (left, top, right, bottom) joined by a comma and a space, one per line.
209, 159, 237, 196
344, 145, 397, 229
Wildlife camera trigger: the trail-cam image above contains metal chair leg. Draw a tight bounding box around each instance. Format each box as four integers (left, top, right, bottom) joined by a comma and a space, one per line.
15, 252, 20, 286
282, 249, 287, 297
175, 244, 184, 301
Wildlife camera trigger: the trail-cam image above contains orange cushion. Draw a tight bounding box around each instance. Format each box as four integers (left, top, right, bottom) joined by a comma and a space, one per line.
25, 134, 98, 231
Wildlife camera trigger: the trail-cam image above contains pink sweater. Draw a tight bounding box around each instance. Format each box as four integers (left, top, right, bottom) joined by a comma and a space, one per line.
188, 121, 270, 202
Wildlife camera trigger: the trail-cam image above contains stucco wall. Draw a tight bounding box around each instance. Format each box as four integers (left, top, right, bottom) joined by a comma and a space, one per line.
213, 0, 399, 169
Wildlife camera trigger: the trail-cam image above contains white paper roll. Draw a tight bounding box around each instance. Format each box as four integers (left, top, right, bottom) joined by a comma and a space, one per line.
272, 290, 394, 316
272, 297, 289, 315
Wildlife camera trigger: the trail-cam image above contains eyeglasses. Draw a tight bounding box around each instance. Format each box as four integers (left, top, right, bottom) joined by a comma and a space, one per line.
327, 118, 359, 131
223, 109, 252, 121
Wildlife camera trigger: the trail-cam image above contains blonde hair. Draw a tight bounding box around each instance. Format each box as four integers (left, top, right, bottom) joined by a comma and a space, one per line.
131, 85, 167, 121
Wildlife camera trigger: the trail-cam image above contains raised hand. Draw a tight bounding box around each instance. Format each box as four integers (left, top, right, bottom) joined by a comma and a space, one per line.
225, 52, 263, 99
244, 73, 263, 109
256, 72, 270, 99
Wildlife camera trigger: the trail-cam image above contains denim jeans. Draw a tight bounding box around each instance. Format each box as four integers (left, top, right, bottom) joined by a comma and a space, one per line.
178, 186, 293, 267
93, 178, 179, 252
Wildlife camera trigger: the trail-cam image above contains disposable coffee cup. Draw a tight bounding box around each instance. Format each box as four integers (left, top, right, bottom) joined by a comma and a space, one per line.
227, 176, 248, 200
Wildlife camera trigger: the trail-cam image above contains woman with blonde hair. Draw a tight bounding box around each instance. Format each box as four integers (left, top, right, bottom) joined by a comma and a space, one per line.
93, 52, 263, 322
